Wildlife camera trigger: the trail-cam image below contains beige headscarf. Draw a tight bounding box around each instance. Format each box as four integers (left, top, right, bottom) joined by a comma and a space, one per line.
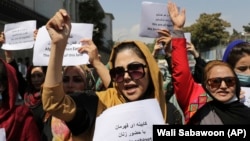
69, 41, 167, 141
96, 40, 167, 120
63, 65, 96, 90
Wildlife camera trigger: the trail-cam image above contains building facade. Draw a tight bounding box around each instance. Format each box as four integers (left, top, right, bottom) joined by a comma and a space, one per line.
0, 0, 113, 64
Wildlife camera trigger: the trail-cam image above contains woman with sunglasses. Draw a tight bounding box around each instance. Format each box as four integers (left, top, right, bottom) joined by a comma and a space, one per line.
41, 8, 176, 140
167, 2, 250, 124
188, 60, 250, 124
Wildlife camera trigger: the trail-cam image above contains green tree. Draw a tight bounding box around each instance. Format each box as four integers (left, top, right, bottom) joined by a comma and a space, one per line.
78, 0, 107, 49
229, 29, 241, 42
243, 23, 250, 33
184, 13, 230, 50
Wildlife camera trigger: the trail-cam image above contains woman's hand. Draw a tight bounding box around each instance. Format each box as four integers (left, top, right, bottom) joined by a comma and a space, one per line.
187, 42, 199, 58
154, 29, 172, 57
46, 9, 71, 45
0, 32, 5, 43
78, 39, 100, 67
167, 1, 186, 30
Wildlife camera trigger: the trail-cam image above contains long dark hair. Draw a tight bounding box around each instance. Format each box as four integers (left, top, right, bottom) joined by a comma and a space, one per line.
25, 65, 47, 93
225, 41, 250, 68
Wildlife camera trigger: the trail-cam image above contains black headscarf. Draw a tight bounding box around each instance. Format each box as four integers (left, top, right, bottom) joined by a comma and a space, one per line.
188, 60, 250, 124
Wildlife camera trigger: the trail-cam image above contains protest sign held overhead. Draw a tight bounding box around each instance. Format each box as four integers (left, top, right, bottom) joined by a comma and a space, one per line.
2, 20, 36, 50
139, 1, 176, 38
33, 23, 93, 66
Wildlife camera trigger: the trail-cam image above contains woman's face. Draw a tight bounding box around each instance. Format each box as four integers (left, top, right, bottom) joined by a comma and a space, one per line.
114, 49, 149, 101
31, 67, 45, 90
206, 65, 236, 103
63, 66, 85, 94
234, 55, 250, 75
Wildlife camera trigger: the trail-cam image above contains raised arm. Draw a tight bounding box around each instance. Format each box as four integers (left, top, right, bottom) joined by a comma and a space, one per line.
78, 39, 111, 89
1, 32, 27, 98
44, 9, 71, 86
0, 32, 13, 63
42, 9, 76, 122
168, 2, 206, 123
42, 10, 99, 128
187, 42, 207, 83
167, 2, 185, 31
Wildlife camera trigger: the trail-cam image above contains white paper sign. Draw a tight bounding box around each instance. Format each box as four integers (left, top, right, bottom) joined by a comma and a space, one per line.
0, 128, 6, 141
139, 1, 174, 38
184, 32, 191, 43
93, 99, 165, 141
2, 20, 36, 50
240, 87, 250, 107
33, 23, 93, 66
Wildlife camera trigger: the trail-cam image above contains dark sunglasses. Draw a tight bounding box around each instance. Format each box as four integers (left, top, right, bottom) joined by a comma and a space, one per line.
109, 63, 147, 83
207, 77, 236, 89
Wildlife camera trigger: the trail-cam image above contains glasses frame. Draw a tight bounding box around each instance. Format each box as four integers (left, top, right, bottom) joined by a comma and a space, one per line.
109, 63, 147, 83
207, 77, 236, 89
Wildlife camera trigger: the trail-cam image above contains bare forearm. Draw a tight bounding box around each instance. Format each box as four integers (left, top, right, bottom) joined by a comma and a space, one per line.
93, 61, 111, 89
4, 50, 13, 63
44, 43, 65, 87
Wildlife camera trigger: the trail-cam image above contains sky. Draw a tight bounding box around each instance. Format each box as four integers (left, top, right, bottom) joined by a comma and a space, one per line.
98, 0, 250, 43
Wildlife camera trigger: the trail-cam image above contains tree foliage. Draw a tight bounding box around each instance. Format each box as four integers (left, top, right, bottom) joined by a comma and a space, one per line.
184, 13, 230, 50
243, 23, 250, 33
228, 29, 242, 42
78, 0, 106, 48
